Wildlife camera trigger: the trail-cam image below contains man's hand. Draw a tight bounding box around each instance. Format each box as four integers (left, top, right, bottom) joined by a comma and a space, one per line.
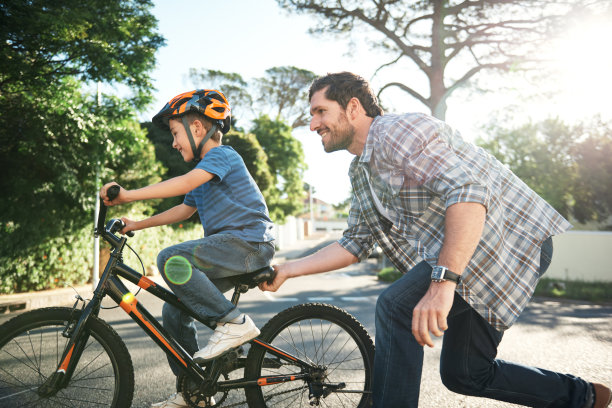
259, 265, 288, 292
412, 281, 456, 348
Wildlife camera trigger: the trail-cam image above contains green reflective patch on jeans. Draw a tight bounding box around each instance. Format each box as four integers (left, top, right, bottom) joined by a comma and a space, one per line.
164, 256, 192, 285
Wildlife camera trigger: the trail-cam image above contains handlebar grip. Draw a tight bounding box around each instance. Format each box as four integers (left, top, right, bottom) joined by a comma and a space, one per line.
266, 268, 277, 285
107, 185, 120, 201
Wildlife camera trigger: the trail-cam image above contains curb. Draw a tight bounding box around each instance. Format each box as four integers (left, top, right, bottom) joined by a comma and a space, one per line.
0, 285, 94, 315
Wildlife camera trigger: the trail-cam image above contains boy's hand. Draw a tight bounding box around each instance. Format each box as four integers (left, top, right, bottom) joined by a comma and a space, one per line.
120, 217, 138, 235
100, 182, 129, 206
259, 265, 288, 292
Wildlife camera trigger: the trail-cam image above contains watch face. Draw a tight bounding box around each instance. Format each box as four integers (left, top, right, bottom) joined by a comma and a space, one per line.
432, 267, 444, 280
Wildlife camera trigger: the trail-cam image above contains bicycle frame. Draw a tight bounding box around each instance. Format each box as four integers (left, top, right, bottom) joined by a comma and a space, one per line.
38, 208, 318, 399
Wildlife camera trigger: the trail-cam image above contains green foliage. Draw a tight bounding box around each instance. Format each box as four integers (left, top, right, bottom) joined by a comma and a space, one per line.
0, 79, 162, 252
478, 118, 576, 218
534, 278, 612, 303
255, 66, 318, 128
570, 118, 612, 225
251, 115, 307, 223
377, 267, 402, 283
188, 66, 317, 129
0, 224, 93, 294
0, 218, 202, 295
0, 0, 165, 107
223, 130, 274, 196
478, 116, 612, 227
141, 122, 194, 216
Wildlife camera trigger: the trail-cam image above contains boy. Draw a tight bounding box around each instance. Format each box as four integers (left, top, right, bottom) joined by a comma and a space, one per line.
100, 89, 275, 407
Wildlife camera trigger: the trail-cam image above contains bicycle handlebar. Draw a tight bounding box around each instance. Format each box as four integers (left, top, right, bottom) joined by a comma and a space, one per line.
96, 185, 134, 238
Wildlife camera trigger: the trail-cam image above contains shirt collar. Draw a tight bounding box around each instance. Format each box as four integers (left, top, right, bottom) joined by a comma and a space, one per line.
358, 115, 382, 164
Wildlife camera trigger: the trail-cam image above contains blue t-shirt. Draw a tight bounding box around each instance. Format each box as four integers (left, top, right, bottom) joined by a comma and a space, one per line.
183, 145, 274, 242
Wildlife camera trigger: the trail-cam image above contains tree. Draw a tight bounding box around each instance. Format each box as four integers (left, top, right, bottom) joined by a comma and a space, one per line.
223, 130, 275, 196
251, 116, 307, 223
189, 66, 317, 129
478, 117, 612, 227
571, 118, 612, 226
255, 66, 318, 128
0, 79, 162, 258
187, 67, 312, 222
0, 0, 165, 291
276, 0, 592, 119
187, 69, 254, 128
1, 0, 164, 106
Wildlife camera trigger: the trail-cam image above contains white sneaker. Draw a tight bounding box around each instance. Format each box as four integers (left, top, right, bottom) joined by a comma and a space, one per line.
150, 392, 215, 407
193, 315, 260, 362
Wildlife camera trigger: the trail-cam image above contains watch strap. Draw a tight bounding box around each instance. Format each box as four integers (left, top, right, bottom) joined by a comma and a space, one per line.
432, 266, 461, 284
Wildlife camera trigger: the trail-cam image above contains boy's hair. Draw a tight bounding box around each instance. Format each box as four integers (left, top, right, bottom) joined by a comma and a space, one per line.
182, 112, 223, 143
309, 72, 383, 118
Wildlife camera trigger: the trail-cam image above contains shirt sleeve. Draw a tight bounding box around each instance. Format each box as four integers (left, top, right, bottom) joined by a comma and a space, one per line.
197, 147, 231, 182
384, 115, 491, 210
183, 190, 196, 207
338, 194, 376, 261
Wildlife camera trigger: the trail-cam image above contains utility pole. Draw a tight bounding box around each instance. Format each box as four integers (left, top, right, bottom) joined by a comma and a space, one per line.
93, 82, 101, 290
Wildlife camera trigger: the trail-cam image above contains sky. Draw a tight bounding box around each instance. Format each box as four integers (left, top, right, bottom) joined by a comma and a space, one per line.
141, 0, 612, 205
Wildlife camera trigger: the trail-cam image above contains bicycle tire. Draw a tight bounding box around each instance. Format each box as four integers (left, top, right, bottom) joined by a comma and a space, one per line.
0, 307, 134, 407
244, 303, 374, 408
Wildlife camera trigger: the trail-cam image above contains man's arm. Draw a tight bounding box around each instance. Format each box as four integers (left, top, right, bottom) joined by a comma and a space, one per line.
412, 202, 486, 348
121, 204, 197, 234
101, 168, 214, 206
259, 242, 358, 292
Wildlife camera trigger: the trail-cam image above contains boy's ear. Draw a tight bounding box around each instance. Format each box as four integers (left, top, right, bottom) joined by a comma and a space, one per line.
192, 118, 207, 136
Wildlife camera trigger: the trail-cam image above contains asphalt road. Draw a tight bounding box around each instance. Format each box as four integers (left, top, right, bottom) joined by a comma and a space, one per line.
2, 247, 611, 407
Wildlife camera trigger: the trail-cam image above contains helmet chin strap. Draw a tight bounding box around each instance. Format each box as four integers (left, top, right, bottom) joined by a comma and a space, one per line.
181, 116, 217, 163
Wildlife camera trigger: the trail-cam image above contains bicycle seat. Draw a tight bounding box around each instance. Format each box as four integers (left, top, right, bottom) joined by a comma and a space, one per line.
230, 266, 276, 289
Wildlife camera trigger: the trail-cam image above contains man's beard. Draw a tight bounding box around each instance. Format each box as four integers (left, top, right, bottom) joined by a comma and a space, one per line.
323, 112, 355, 153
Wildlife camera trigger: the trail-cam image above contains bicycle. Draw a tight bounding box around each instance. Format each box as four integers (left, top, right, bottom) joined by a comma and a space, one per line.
0, 185, 375, 407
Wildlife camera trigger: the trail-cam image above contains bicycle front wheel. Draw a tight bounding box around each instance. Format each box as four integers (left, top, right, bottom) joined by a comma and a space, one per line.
244, 303, 374, 408
0, 307, 134, 407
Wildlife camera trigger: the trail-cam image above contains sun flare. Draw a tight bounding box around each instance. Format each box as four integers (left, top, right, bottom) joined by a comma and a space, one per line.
549, 16, 612, 118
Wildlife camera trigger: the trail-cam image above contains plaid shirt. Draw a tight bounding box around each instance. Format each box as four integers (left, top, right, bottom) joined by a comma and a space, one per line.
339, 113, 571, 330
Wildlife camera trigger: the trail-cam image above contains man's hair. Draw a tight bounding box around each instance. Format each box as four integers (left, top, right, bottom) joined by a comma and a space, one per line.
308, 72, 383, 118
182, 112, 222, 143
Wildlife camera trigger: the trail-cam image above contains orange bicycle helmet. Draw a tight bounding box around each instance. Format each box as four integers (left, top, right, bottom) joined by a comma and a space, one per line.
152, 89, 231, 162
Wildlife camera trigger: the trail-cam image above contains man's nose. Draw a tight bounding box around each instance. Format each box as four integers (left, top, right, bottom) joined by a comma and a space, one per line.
310, 116, 319, 132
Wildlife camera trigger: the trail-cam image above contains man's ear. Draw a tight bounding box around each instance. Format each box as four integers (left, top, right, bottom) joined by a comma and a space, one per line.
347, 97, 363, 120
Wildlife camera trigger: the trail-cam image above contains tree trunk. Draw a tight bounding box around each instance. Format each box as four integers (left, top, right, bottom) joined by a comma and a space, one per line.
430, 0, 447, 120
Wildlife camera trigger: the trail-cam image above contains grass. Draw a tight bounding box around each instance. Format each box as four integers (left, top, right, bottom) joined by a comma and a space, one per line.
534, 277, 612, 303
377, 268, 612, 303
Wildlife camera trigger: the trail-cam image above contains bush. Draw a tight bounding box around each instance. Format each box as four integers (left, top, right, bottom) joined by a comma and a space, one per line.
534, 277, 612, 303
0, 224, 93, 294
0, 213, 202, 295
377, 267, 403, 283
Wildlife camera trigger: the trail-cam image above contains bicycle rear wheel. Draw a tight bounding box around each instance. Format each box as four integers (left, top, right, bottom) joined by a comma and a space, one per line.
244, 303, 374, 407
0, 307, 134, 407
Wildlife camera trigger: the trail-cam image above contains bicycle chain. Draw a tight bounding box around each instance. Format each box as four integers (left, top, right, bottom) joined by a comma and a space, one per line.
213, 384, 309, 408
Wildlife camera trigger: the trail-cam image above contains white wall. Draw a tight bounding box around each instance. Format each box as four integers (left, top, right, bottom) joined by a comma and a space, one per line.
272, 216, 303, 250
547, 231, 612, 282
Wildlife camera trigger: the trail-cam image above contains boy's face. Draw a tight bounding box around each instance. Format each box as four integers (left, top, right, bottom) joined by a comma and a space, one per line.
169, 118, 195, 162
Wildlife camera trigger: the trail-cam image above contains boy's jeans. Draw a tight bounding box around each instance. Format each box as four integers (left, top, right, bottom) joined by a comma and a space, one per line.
373, 237, 592, 407
156, 234, 274, 376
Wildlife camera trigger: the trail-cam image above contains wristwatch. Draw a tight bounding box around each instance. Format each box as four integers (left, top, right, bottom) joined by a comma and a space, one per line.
431, 266, 461, 284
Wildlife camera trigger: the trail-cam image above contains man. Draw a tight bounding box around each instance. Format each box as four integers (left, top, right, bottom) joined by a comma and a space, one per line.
260, 72, 611, 408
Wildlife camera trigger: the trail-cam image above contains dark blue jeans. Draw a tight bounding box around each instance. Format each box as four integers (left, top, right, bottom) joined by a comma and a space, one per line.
373, 237, 592, 407
157, 234, 274, 376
